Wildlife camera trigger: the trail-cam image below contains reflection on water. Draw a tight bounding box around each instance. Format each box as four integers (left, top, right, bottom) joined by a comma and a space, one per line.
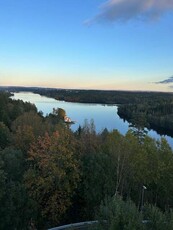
11, 92, 173, 148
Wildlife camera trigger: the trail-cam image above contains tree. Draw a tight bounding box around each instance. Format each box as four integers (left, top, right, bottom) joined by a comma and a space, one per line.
53, 108, 66, 120
103, 130, 132, 197
24, 130, 80, 227
0, 148, 33, 229
129, 113, 148, 143
96, 196, 173, 230
143, 205, 173, 230
97, 196, 144, 230
0, 122, 11, 149
12, 111, 44, 152
0, 158, 5, 201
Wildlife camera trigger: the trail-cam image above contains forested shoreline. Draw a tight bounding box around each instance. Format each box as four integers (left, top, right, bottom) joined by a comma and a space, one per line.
35, 87, 173, 137
1, 91, 173, 229
2, 86, 173, 137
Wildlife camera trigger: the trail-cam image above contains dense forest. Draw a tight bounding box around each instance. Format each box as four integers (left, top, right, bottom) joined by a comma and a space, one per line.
118, 102, 173, 137
2, 86, 173, 104
35, 87, 173, 137
1, 91, 173, 229
2, 86, 173, 137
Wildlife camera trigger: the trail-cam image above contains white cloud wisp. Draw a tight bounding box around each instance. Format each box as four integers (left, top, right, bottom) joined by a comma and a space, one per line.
87, 0, 173, 24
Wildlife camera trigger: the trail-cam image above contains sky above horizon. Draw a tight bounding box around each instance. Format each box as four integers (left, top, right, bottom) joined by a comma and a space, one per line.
1, 0, 173, 92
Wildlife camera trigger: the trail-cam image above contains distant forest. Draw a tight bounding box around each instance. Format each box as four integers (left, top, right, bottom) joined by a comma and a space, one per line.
2, 86, 173, 137
1, 90, 173, 229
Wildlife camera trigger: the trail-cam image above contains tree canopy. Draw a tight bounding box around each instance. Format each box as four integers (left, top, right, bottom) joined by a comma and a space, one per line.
0, 91, 173, 229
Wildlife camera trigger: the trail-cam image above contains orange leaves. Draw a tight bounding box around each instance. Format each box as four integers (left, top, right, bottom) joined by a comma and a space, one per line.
24, 130, 79, 225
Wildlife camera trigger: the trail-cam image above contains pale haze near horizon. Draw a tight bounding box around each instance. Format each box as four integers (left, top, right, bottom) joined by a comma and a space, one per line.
1, 0, 173, 92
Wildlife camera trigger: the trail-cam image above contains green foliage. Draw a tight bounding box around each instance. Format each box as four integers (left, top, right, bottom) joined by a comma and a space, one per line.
11, 111, 49, 153
24, 130, 80, 227
53, 107, 66, 119
0, 122, 11, 149
0, 92, 37, 128
80, 151, 116, 219
96, 197, 173, 230
0, 158, 6, 200
143, 205, 168, 230
46, 108, 67, 127
1, 90, 173, 229
0, 148, 25, 181
97, 196, 144, 230
118, 98, 173, 137
0, 148, 33, 229
31, 87, 173, 106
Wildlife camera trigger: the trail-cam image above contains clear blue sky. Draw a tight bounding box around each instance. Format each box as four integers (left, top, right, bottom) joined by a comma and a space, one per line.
1, 0, 173, 91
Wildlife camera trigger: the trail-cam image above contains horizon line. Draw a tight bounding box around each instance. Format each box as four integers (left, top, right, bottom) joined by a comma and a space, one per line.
1, 85, 173, 94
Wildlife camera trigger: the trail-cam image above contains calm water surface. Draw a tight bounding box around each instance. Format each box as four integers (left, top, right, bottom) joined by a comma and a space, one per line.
11, 92, 173, 148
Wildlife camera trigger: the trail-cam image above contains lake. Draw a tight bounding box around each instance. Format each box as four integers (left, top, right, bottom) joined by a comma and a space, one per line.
11, 92, 173, 148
